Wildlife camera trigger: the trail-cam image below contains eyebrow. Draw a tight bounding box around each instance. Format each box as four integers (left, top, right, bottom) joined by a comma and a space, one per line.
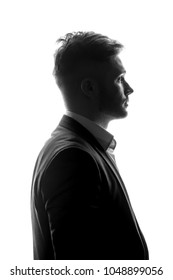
121, 70, 126, 74
117, 70, 126, 77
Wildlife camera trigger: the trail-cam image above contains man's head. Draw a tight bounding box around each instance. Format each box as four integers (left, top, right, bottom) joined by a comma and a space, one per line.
53, 31, 133, 127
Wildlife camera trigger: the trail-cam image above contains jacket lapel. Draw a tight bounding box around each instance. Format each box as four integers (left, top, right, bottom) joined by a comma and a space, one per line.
96, 147, 132, 204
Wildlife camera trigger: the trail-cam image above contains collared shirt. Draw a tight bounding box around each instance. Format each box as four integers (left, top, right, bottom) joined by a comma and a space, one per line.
66, 111, 116, 153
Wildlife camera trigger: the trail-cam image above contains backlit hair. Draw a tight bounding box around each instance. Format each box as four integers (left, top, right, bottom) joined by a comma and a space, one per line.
53, 31, 123, 87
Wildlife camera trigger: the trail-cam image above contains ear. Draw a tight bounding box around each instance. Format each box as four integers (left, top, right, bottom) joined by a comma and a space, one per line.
81, 78, 98, 97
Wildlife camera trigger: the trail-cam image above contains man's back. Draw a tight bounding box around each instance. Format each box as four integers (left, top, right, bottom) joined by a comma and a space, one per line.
31, 115, 149, 260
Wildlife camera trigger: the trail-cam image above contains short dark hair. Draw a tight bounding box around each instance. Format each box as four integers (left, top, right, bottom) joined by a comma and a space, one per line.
53, 31, 123, 87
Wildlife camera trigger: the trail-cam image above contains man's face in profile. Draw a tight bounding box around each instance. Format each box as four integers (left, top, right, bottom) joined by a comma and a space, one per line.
98, 55, 133, 120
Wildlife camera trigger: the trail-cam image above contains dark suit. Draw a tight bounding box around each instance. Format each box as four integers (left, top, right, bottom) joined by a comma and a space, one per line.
31, 115, 149, 260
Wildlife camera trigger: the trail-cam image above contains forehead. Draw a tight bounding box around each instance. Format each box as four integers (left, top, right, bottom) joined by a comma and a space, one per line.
71, 54, 126, 81
108, 55, 126, 75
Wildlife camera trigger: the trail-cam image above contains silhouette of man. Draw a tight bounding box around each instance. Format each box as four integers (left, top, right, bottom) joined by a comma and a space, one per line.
31, 31, 149, 260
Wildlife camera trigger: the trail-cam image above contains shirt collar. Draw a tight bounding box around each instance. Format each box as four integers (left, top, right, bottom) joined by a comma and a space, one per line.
66, 111, 116, 151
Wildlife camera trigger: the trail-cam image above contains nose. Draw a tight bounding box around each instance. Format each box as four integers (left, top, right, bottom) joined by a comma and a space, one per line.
125, 81, 133, 95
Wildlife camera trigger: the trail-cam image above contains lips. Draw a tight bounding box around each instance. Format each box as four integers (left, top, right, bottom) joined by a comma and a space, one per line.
123, 99, 129, 107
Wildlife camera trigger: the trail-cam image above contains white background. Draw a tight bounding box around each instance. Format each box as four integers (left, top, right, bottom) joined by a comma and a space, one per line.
1, 0, 173, 277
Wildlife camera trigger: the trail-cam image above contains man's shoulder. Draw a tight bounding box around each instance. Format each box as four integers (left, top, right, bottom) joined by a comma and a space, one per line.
44, 124, 94, 157
34, 124, 100, 178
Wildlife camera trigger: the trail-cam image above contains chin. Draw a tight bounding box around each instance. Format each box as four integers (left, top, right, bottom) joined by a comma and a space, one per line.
100, 108, 128, 122
112, 110, 128, 120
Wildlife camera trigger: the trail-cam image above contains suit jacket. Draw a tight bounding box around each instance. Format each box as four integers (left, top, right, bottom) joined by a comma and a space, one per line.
31, 115, 149, 260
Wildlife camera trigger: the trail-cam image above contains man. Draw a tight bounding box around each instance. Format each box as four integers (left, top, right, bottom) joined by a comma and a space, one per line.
31, 31, 149, 260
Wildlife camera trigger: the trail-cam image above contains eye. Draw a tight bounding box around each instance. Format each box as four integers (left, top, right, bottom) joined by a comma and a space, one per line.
116, 75, 124, 83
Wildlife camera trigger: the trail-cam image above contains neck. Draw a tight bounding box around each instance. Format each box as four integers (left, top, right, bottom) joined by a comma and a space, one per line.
66, 109, 110, 129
